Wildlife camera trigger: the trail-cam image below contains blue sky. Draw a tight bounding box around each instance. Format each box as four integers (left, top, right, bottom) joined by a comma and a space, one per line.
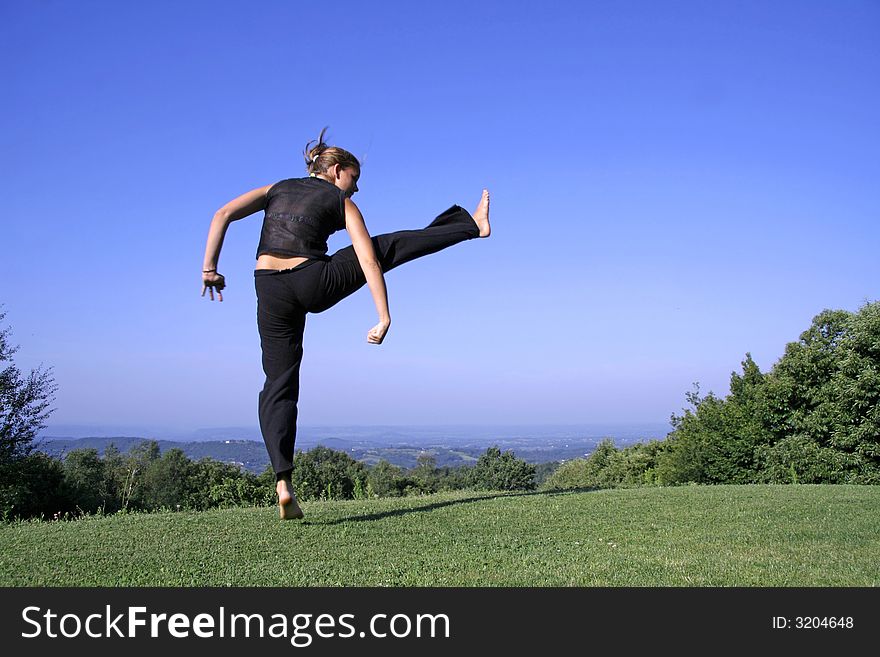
2, 0, 878, 435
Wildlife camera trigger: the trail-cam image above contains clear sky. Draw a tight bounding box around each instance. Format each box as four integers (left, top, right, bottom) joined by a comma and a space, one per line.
2, 0, 878, 435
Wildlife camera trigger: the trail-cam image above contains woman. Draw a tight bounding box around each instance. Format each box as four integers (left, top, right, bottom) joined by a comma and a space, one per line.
201, 129, 490, 519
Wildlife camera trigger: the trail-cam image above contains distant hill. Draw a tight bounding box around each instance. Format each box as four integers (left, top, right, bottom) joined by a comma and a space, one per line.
35, 433, 657, 473
41, 422, 671, 443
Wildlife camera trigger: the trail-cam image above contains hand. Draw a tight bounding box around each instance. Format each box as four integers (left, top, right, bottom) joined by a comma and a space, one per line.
201, 271, 226, 302
367, 319, 391, 345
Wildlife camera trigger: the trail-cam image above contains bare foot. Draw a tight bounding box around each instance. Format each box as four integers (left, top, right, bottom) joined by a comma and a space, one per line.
276, 479, 304, 520
472, 189, 491, 237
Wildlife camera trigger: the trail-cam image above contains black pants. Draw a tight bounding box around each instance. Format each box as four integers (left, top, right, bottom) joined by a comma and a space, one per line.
254, 205, 480, 475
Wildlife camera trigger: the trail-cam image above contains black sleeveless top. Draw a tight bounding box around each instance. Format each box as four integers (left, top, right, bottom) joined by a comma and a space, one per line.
256, 176, 347, 260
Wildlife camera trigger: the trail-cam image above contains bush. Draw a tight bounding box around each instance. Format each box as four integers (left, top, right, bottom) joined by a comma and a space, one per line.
1, 452, 68, 519
291, 446, 368, 501
659, 301, 880, 485
543, 440, 668, 491
367, 459, 409, 497
189, 458, 271, 509
63, 448, 108, 513
208, 476, 269, 508
468, 446, 536, 491
755, 435, 872, 484
542, 440, 620, 490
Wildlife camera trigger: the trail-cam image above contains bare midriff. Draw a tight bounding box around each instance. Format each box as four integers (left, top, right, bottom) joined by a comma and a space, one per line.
255, 254, 311, 271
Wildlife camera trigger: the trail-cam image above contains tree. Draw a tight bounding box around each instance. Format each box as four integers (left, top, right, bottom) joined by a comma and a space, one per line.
63, 448, 108, 513
291, 446, 368, 501
408, 453, 440, 494
542, 439, 621, 490
468, 446, 536, 491
534, 461, 561, 487
124, 440, 161, 510
541, 439, 669, 490
367, 459, 407, 497
2, 452, 68, 519
0, 311, 58, 518
0, 311, 57, 466
100, 443, 127, 512
190, 458, 271, 509
656, 365, 772, 486
140, 448, 194, 510
658, 302, 880, 485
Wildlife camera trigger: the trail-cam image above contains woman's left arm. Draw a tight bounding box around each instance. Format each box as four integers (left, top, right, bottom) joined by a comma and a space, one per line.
201, 184, 272, 301
344, 198, 391, 344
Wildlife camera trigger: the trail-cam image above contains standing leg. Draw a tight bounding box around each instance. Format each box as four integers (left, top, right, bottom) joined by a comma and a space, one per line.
255, 273, 306, 476
255, 272, 307, 519
309, 204, 482, 313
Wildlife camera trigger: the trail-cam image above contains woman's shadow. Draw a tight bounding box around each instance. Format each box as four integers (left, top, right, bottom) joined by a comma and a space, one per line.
306, 487, 599, 526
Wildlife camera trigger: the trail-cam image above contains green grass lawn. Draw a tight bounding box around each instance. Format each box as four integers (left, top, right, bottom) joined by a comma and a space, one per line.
1, 485, 877, 586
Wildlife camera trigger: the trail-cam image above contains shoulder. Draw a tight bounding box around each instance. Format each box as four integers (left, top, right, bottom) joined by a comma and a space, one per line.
267, 177, 304, 193
343, 197, 364, 224
266, 179, 287, 197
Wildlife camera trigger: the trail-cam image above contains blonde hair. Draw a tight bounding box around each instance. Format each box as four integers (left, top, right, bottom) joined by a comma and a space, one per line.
304, 127, 360, 176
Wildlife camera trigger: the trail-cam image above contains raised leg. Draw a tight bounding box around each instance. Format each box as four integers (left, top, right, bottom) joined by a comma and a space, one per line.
308, 204, 481, 313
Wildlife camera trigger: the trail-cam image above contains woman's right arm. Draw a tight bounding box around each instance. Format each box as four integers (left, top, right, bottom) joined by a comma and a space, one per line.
201, 184, 272, 301
344, 197, 391, 344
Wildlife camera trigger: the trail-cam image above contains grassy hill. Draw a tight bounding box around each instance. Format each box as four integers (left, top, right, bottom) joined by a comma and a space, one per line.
1, 485, 877, 586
